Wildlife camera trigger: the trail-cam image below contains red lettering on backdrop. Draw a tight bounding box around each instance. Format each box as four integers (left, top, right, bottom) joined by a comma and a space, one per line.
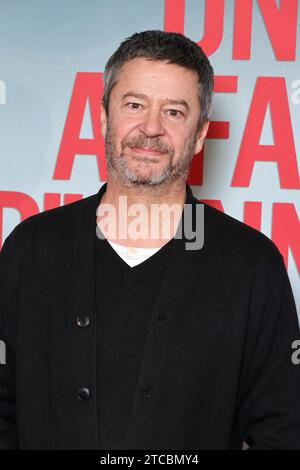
233, 0, 298, 60
164, 0, 225, 56
244, 201, 262, 231
232, 77, 300, 189
53, 72, 106, 181
188, 76, 237, 185
272, 203, 300, 272
44, 193, 83, 211
258, 0, 298, 61
44, 193, 61, 211
233, 0, 253, 60
208, 75, 238, 140
186, 154, 204, 185
63, 194, 83, 205
165, 0, 298, 60
199, 199, 224, 212
0, 191, 39, 248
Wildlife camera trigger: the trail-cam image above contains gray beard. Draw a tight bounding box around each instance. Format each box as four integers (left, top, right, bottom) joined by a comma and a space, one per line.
104, 124, 197, 188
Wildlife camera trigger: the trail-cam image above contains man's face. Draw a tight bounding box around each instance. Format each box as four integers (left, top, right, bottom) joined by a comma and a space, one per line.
101, 58, 209, 187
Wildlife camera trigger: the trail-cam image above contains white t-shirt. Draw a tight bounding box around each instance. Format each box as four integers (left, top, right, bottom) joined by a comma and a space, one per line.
106, 239, 162, 267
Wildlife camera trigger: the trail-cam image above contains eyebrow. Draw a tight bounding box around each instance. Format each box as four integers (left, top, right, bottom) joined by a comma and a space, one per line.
121, 92, 190, 111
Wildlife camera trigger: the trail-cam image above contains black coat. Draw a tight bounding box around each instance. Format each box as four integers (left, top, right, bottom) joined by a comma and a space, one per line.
0, 183, 299, 450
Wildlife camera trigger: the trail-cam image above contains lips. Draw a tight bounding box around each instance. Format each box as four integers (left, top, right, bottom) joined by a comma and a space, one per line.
129, 146, 165, 156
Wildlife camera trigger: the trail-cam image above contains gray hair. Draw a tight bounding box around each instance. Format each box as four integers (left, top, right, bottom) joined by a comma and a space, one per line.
102, 30, 214, 131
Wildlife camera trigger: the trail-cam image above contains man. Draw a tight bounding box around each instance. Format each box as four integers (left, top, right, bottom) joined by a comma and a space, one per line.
0, 30, 299, 450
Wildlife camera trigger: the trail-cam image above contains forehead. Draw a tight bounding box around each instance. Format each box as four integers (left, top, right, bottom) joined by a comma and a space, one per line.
111, 58, 199, 103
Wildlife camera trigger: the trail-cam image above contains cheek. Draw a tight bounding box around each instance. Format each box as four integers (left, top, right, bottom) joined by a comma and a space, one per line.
110, 118, 139, 145
110, 110, 138, 132
171, 133, 190, 156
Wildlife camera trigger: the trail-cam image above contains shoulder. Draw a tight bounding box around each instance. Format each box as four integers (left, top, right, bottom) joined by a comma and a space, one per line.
1, 192, 99, 259
199, 200, 283, 273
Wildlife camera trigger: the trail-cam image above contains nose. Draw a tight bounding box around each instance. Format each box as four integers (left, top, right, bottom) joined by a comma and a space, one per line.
138, 107, 165, 137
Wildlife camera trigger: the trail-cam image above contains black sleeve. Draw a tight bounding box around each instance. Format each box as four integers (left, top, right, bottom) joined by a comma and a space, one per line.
0, 235, 18, 449
238, 252, 300, 450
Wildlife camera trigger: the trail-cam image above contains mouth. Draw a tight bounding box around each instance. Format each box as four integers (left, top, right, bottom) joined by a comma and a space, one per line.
129, 146, 166, 156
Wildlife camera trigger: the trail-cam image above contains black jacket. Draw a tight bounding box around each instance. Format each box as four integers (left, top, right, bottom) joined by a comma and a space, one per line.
0, 182, 299, 449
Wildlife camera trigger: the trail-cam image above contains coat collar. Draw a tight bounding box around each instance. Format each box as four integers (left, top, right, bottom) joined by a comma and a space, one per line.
95, 181, 197, 206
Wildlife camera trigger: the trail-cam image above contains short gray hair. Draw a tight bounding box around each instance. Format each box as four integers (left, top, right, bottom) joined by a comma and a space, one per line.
102, 30, 214, 131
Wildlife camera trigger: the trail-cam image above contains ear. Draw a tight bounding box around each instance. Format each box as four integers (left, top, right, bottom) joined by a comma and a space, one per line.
194, 120, 210, 155
100, 101, 107, 138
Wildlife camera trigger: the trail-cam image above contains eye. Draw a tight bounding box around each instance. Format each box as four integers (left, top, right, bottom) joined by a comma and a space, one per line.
165, 109, 184, 118
125, 102, 143, 110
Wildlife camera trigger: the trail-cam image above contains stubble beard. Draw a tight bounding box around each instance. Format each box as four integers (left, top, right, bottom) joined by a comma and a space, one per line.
104, 122, 197, 188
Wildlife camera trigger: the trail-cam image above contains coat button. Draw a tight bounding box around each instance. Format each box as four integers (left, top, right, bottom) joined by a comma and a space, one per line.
77, 387, 91, 401
142, 387, 152, 399
155, 315, 167, 326
76, 316, 90, 327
